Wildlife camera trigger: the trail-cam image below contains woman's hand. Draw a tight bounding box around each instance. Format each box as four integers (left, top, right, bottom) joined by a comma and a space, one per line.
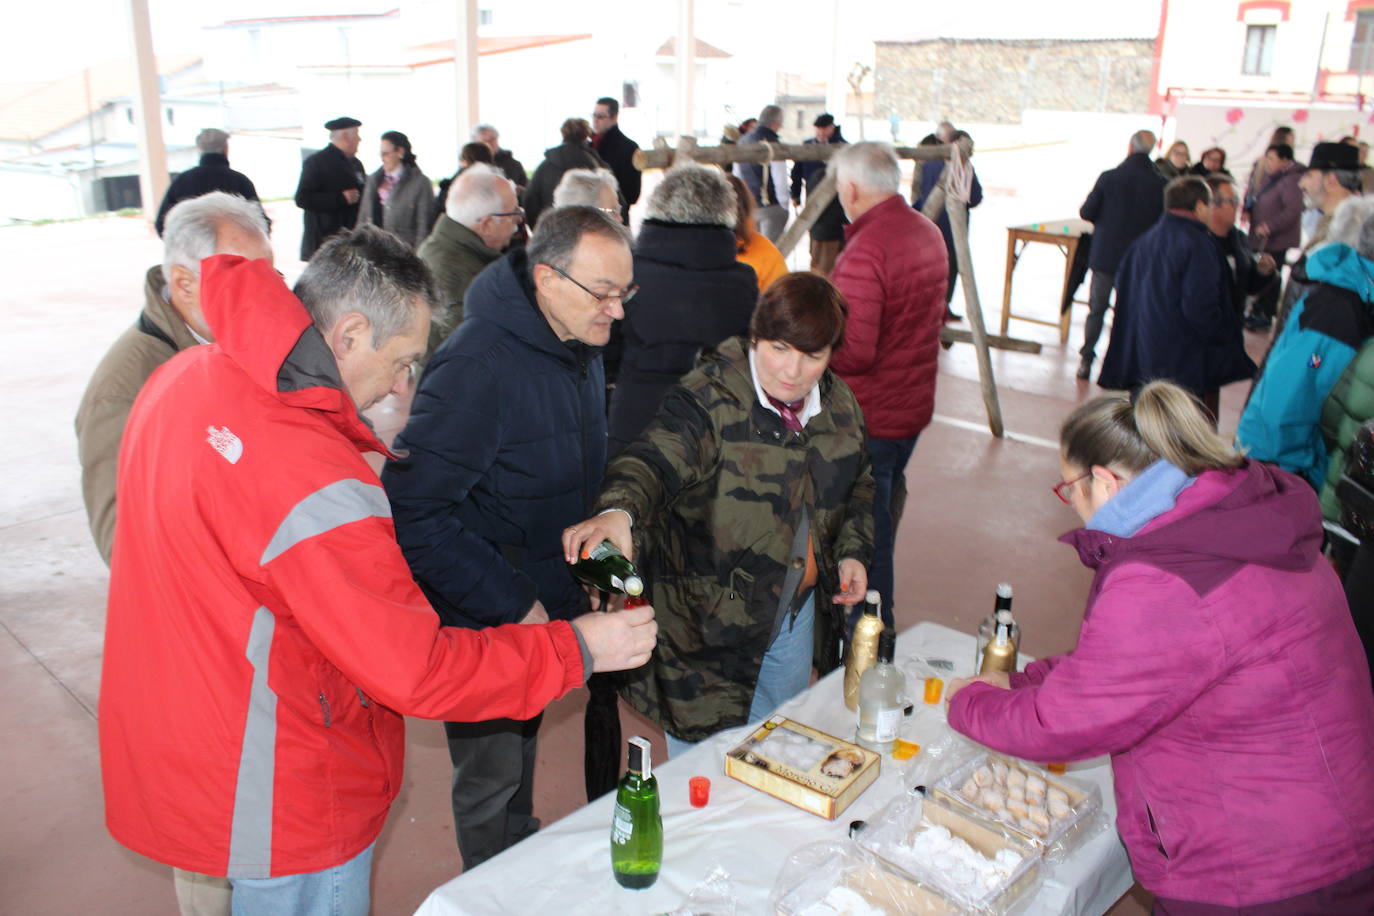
562, 510, 633, 564
946, 671, 1011, 705
832, 558, 867, 605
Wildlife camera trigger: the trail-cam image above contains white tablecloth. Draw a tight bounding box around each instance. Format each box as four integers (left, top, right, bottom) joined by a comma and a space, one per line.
415, 622, 1133, 915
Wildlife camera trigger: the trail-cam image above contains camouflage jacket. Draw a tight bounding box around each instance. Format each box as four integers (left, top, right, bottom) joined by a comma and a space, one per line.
596, 336, 875, 742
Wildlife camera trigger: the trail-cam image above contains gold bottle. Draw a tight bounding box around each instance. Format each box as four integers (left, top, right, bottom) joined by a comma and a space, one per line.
979, 609, 1020, 674
844, 590, 884, 711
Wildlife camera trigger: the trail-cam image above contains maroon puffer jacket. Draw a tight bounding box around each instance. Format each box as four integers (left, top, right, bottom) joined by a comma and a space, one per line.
829, 195, 948, 439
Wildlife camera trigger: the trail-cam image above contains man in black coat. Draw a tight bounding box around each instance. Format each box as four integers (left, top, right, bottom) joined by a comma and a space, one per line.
154, 129, 264, 237
591, 97, 641, 223
382, 207, 635, 870
1098, 176, 1254, 422
293, 117, 366, 261
1077, 130, 1167, 378
1205, 173, 1276, 319
472, 123, 528, 187
791, 113, 849, 276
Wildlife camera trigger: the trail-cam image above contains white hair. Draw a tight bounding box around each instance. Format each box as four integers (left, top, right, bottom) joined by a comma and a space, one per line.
470, 123, 498, 141
832, 141, 901, 196
554, 168, 620, 209
645, 164, 737, 228
196, 128, 229, 155
1324, 195, 1374, 259
446, 164, 514, 228
161, 192, 269, 283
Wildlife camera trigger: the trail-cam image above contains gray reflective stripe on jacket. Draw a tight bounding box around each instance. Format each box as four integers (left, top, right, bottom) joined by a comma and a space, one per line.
227, 605, 277, 877
262, 479, 392, 565
226, 479, 392, 875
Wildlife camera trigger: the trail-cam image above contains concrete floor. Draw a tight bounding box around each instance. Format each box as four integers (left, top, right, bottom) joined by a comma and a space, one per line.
1, 197, 1269, 915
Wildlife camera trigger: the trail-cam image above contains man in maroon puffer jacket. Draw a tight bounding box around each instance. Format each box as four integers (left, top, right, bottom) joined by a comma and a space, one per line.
829, 141, 948, 627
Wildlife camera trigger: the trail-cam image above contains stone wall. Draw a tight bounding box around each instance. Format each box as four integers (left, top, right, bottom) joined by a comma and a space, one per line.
875, 38, 1156, 124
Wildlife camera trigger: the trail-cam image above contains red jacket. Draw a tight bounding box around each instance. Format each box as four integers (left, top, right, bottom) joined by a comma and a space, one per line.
829, 195, 948, 439
99, 256, 587, 879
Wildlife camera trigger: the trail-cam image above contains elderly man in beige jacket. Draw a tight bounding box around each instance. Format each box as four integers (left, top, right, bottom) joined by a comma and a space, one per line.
75, 192, 272, 567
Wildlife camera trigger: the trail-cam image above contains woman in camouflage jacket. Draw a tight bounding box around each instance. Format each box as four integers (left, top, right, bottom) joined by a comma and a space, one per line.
564, 273, 875, 748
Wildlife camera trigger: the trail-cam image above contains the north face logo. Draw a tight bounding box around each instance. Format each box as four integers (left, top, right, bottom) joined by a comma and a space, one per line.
206, 426, 243, 464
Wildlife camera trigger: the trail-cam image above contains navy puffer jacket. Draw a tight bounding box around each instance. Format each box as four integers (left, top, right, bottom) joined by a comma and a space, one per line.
383, 249, 606, 628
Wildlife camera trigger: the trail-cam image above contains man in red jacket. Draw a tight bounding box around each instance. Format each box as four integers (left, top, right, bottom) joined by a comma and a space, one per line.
99, 226, 657, 916
829, 141, 948, 627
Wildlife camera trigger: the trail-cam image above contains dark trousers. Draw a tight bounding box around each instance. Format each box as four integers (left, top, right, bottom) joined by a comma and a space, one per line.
444, 714, 542, 871
1249, 250, 1287, 320
1079, 270, 1115, 360
944, 243, 960, 306
1342, 539, 1374, 684
809, 238, 844, 276
864, 434, 918, 629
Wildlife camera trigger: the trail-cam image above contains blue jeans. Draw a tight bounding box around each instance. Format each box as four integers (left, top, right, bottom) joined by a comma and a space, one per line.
664, 593, 816, 759
864, 435, 918, 629
228, 842, 374, 916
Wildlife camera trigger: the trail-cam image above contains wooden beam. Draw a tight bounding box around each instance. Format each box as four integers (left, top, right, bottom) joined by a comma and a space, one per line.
633, 141, 954, 171
775, 169, 835, 259
940, 327, 1042, 354
947, 194, 1004, 437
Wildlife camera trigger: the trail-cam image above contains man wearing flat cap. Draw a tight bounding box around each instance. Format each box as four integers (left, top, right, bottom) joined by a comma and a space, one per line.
1266, 141, 1365, 336
294, 117, 366, 260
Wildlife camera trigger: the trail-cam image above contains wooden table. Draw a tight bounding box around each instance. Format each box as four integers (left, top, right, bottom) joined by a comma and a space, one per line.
999, 219, 1093, 344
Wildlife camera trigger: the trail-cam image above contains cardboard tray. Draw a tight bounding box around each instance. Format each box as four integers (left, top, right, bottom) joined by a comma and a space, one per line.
724, 716, 880, 820
931, 752, 1101, 854
856, 793, 1041, 915
774, 862, 960, 916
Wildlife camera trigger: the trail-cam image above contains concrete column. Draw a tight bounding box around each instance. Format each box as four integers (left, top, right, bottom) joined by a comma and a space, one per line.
676, 0, 694, 139
826, 0, 845, 120
454, 0, 480, 142
125, 0, 168, 226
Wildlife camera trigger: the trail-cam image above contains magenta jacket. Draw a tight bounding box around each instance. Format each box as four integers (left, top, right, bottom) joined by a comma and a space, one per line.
949, 461, 1374, 907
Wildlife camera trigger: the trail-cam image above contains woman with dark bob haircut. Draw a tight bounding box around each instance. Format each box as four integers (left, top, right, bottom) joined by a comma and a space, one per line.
564, 272, 875, 755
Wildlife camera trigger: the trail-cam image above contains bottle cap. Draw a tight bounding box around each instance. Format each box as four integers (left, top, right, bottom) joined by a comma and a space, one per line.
996, 583, 1013, 599
877, 629, 896, 663
624, 576, 644, 596
995, 609, 1013, 624
865, 589, 880, 605
628, 736, 653, 778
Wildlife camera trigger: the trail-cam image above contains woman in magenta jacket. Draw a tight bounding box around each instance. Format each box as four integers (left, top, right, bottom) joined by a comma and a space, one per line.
948, 381, 1374, 914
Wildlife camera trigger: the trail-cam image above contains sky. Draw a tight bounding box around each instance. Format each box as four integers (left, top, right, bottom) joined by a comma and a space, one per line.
7, 0, 1163, 85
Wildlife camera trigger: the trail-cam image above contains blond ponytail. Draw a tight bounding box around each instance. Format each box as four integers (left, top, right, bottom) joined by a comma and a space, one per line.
1061, 380, 1243, 476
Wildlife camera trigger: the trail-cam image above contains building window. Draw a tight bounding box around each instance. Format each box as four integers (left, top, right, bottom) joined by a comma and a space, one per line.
1242, 24, 1276, 75
622, 80, 639, 108
479, 9, 493, 25
126, 108, 134, 124
166, 107, 175, 125
1351, 11, 1374, 71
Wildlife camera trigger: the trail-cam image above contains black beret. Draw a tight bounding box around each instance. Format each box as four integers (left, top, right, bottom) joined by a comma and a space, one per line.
324, 117, 361, 131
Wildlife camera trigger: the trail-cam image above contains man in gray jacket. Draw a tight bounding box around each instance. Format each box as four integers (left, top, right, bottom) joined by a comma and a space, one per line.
417, 165, 522, 358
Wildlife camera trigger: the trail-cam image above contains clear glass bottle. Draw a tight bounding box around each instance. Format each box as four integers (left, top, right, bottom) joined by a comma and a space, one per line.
610, 736, 661, 889
571, 539, 643, 596
856, 630, 906, 753
843, 590, 884, 711
975, 583, 1014, 670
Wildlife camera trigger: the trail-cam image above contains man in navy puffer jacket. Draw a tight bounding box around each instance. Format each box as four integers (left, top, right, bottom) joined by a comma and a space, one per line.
382, 207, 635, 869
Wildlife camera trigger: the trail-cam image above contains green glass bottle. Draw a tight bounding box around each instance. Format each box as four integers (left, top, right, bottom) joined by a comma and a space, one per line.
610, 735, 661, 889
571, 539, 643, 596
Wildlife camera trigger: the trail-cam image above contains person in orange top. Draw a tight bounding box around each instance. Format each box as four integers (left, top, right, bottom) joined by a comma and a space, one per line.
727, 173, 788, 291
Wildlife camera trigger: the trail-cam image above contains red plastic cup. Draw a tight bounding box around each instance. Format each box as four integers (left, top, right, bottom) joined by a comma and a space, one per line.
689, 776, 710, 808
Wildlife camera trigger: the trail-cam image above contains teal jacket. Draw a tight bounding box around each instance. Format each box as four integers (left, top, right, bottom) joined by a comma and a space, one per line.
1237, 243, 1374, 488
